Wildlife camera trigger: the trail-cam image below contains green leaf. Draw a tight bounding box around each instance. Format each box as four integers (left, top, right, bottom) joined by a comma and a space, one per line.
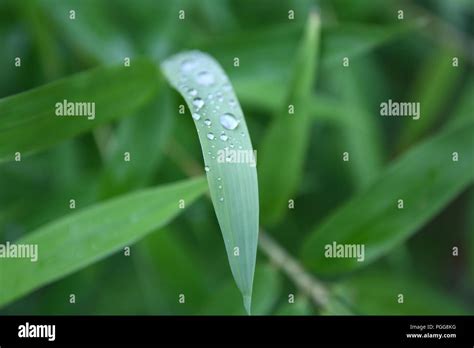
100, 90, 175, 195
320, 20, 426, 68
398, 47, 463, 150
161, 51, 259, 314
15, 0, 63, 80
39, 0, 134, 63
327, 67, 384, 190
445, 75, 474, 132
259, 11, 321, 225
301, 122, 474, 276
0, 58, 160, 162
0, 177, 207, 308
137, 226, 211, 313
199, 21, 423, 112
331, 271, 469, 315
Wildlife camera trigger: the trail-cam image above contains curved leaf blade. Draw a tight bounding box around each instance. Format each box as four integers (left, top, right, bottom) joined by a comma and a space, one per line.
301, 122, 474, 276
0, 177, 207, 308
0, 58, 160, 162
161, 51, 259, 314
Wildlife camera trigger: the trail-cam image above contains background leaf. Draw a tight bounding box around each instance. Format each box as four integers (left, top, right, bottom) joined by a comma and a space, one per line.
99, 91, 175, 196
320, 20, 427, 68
259, 11, 321, 225
301, 122, 474, 276
0, 58, 161, 162
0, 176, 207, 308
397, 47, 463, 150
330, 269, 468, 315
39, 0, 135, 64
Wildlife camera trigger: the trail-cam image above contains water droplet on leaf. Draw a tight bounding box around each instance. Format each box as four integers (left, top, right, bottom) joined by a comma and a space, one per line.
220, 113, 240, 130
181, 59, 197, 73
196, 71, 215, 86
192, 97, 205, 111
188, 88, 198, 97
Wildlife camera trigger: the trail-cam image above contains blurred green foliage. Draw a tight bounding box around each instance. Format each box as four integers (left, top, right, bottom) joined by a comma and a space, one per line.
0, 0, 473, 315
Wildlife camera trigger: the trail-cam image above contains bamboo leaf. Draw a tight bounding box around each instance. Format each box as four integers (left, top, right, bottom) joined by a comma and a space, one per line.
301, 122, 474, 275
398, 47, 463, 150
39, 0, 134, 63
0, 58, 160, 162
320, 20, 426, 68
0, 177, 207, 308
328, 67, 384, 190
332, 271, 469, 315
100, 90, 175, 195
161, 51, 259, 314
138, 226, 211, 313
259, 11, 321, 225
199, 21, 424, 112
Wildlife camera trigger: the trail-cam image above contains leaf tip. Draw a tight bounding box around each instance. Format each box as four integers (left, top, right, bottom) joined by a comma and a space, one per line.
243, 295, 252, 315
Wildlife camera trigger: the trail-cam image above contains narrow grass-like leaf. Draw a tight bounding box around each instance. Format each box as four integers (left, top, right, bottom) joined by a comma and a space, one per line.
398, 47, 462, 151
320, 20, 426, 68
301, 122, 474, 275
100, 90, 175, 196
0, 58, 160, 162
138, 227, 211, 312
328, 67, 384, 190
199, 21, 424, 112
331, 271, 469, 315
39, 0, 134, 63
15, 1, 63, 80
161, 51, 259, 314
259, 11, 321, 225
0, 177, 207, 308
443, 76, 474, 132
